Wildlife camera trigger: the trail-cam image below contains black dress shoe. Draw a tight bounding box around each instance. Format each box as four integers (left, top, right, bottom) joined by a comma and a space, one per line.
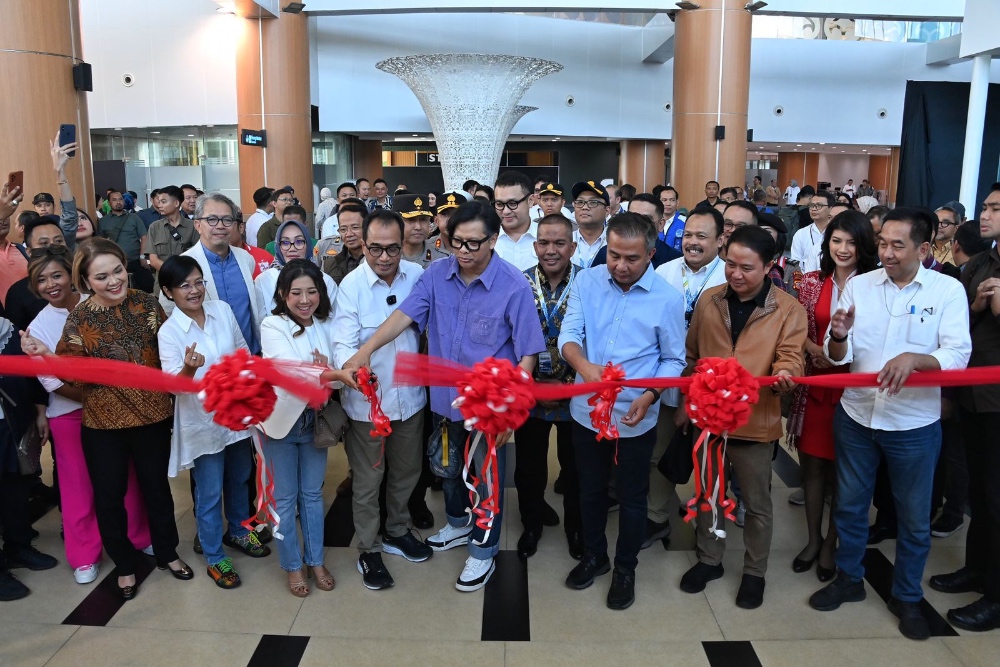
0, 570, 30, 601
867, 523, 897, 545
5, 546, 58, 571
159, 561, 195, 581
816, 564, 836, 583
887, 597, 930, 640
929, 567, 985, 594
408, 501, 435, 530
119, 581, 138, 600
809, 572, 866, 611
517, 528, 542, 559
947, 597, 1000, 632
553, 475, 565, 495
565, 554, 611, 590
680, 562, 724, 594
566, 531, 584, 561
735, 574, 765, 609
607, 568, 635, 610
792, 554, 816, 573
541, 502, 560, 527
193, 534, 203, 555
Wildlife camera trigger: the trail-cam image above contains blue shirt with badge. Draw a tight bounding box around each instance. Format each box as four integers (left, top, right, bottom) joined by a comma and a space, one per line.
523, 264, 578, 421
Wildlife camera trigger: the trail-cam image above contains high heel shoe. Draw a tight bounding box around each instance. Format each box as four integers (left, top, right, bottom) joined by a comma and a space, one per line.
158, 559, 194, 581
310, 565, 335, 591
816, 563, 836, 582
288, 568, 309, 598
792, 555, 817, 573
118, 577, 139, 600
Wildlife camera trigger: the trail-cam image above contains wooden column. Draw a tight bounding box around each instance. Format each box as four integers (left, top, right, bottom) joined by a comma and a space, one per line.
235, 10, 313, 216
354, 139, 384, 183
619, 140, 666, 194
0, 0, 94, 234
671, 0, 751, 211
777, 152, 807, 195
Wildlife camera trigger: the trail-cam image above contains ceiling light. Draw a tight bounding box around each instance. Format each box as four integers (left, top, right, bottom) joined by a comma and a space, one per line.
150, 131, 160, 134
819, 142, 825, 145
282, 2, 306, 13
745, 1, 768, 11
841, 150, 846, 153
412, 134, 419, 137
676, 1, 700, 9
796, 144, 802, 147
862, 149, 867, 152
187, 134, 195, 137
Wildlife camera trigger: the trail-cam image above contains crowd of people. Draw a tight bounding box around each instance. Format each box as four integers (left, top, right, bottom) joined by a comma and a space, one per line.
1, 142, 998, 642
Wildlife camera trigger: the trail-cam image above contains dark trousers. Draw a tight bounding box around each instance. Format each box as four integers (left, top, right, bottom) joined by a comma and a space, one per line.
514, 417, 580, 534
81, 418, 178, 575
573, 422, 656, 572
0, 470, 34, 556
932, 413, 968, 521
960, 408, 1000, 601
872, 455, 897, 528
126, 260, 154, 293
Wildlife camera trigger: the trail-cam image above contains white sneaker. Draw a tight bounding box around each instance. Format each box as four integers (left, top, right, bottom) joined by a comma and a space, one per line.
455, 555, 495, 592
74, 563, 99, 584
425, 523, 473, 552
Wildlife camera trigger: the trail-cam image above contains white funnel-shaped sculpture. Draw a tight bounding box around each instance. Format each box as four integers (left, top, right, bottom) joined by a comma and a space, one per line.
376, 54, 562, 191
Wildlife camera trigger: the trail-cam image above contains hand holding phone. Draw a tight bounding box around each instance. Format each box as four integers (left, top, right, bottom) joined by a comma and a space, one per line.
58, 124, 77, 158
7, 171, 23, 199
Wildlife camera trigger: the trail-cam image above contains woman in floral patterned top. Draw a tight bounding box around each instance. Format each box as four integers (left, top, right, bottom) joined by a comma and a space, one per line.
25, 238, 192, 600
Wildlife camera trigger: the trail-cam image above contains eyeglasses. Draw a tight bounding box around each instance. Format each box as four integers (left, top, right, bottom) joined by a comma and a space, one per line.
723, 221, 749, 231
937, 220, 957, 228
493, 194, 530, 212
449, 235, 491, 252
196, 216, 237, 227
28, 244, 70, 259
365, 243, 402, 257
178, 279, 207, 293
279, 238, 307, 250
573, 199, 606, 209
808, 203, 829, 210
276, 197, 294, 204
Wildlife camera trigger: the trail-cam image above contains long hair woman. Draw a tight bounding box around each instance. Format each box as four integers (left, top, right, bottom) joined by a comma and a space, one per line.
787, 211, 878, 581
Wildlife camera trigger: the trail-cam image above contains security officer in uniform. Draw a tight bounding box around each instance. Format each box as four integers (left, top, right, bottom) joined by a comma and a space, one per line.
394, 194, 449, 268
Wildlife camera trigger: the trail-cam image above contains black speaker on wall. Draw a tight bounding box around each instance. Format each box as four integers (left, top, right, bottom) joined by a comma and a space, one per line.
715, 125, 726, 141
747, 128, 754, 142
73, 63, 93, 92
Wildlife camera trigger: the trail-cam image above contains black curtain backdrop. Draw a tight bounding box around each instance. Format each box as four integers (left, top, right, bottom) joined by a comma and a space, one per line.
897, 80, 1000, 212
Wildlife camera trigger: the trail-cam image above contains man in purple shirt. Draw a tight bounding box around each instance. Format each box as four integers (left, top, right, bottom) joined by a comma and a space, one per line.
345, 200, 545, 592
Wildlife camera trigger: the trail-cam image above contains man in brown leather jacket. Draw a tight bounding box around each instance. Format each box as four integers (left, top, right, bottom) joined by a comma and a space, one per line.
677, 225, 807, 610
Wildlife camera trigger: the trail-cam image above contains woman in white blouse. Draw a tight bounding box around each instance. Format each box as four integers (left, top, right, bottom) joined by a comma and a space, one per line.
157, 255, 272, 589
259, 259, 356, 597
23, 250, 151, 585
254, 219, 337, 315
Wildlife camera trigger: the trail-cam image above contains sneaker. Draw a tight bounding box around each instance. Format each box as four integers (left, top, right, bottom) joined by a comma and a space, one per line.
207, 557, 241, 589
74, 563, 100, 584
680, 562, 724, 594
425, 523, 473, 552
455, 555, 495, 592
734, 499, 746, 528
606, 567, 635, 610
788, 489, 805, 505
809, 572, 866, 611
565, 554, 611, 590
383, 531, 433, 562
255, 524, 274, 544
0, 570, 29, 601
5, 546, 57, 571
640, 518, 671, 550
223, 531, 271, 558
357, 552, 394, 590
930, 514, 963, 538
887, 597, 930, 640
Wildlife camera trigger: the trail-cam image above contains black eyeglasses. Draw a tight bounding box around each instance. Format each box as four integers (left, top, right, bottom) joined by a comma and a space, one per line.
29, 244, 71, 259
493, 194, 530, 212
279, 238, 308, 250
573, 199, 606, 209
196, 216, 237, 227
449, 235, 491, 252
365, 243, 401, 257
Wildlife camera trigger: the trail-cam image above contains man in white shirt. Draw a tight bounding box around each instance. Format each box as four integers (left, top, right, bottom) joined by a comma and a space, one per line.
493, 171, 538, 271
809, 208, 971, 642
790, 191, 834, 273
648, 206, 726, 546
571, 181, 610, 268
332, 208, 432, 590
532, 182, 575, 224
842, 179, 856, 197
784, 180, 801, 207
319, 182, 360, 240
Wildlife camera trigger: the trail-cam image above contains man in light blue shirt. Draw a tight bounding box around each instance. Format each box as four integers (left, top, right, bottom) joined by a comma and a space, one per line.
558, 212, 686, 610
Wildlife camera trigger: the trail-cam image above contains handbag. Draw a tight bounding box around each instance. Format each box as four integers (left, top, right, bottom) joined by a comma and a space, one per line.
313, 400, 349, 448
16, 420, 43, 476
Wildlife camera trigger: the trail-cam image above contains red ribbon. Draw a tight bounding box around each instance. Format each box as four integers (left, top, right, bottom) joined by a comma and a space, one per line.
356, 366, 392, 469
587, 363, 625, 441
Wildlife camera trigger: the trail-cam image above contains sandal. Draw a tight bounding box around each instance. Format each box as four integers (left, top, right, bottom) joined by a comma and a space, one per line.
310, 565, 335, 591
288, 568, 310, 598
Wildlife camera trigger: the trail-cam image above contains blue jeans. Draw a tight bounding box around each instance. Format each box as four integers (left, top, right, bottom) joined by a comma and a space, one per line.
833, 405, 941, 602
441, 422, 506, 560
573, 421, 656, 572
265, 411, 328, 572
191, 438, 253, 566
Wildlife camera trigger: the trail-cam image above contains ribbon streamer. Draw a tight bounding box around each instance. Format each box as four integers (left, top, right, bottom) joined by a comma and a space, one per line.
356, 366, 392, 469
587, 363, 625, 442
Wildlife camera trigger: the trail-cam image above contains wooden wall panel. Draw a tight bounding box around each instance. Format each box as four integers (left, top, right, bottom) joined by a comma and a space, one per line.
619, 140, 666, 194
777, 152, 807, 196
804, 153, 820, 189
353, 140, 384, 182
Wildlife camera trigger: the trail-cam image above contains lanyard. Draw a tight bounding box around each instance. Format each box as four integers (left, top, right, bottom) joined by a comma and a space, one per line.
533, 265, 575, 337
681, 257, 721, 313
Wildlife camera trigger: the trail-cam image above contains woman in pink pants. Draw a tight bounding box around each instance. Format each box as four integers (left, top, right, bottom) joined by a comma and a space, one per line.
24, 249, 151, 584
